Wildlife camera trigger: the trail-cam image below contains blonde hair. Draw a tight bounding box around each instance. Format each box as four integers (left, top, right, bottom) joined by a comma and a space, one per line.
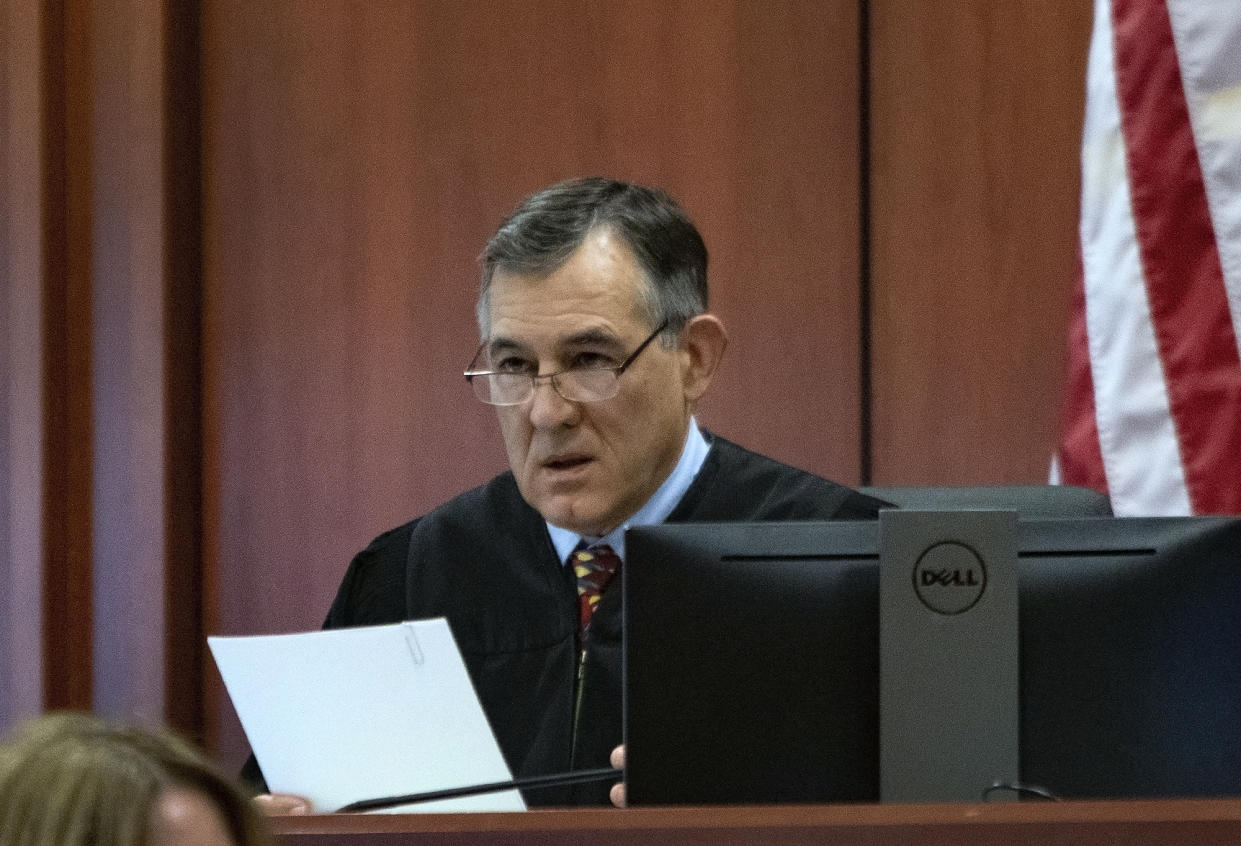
0, 712, 272, 846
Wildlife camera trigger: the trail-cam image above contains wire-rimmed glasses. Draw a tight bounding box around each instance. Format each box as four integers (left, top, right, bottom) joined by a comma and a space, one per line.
465, 321, 669, 406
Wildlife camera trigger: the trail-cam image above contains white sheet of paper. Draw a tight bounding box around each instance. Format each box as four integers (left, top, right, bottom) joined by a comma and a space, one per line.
208, 619, 526, 813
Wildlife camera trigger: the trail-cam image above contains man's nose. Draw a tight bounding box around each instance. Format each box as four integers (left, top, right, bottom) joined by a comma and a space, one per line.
527, 376, 579, 428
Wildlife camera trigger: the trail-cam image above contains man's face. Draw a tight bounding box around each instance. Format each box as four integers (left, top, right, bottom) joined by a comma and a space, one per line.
485, 228, 693, 537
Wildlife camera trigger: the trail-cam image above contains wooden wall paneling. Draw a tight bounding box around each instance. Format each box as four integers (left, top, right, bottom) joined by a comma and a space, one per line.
694, 0, 863, 480
0, 0, 47, 732
83, 0, 205, 738
200, 1, 496, 765
201, 0, 862, 765
88, 0, 174, 726
0, 0, 204, 738
868, 1, 1091, 484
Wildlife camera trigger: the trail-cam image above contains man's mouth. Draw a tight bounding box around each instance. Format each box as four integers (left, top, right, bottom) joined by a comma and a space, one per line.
544, 454, 592, 471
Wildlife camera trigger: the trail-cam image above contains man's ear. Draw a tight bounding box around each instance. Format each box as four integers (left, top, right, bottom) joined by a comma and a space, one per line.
679, 314, 729, 403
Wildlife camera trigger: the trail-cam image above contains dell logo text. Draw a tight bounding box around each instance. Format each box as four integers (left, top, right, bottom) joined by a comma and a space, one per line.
912, 542, 987, 615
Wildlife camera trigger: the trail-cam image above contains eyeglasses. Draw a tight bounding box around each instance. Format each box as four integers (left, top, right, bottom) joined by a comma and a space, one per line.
465, 321, 670, 406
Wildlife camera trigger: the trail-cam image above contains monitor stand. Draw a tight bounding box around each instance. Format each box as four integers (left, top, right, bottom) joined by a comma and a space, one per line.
879, 509, 1019, 802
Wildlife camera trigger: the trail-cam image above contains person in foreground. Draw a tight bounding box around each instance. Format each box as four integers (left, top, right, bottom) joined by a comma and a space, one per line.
250, 177, 886, 809
0, 712, 273, 846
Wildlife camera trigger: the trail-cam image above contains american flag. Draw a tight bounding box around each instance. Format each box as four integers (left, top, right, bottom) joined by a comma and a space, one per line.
1055, 0, 1241, 516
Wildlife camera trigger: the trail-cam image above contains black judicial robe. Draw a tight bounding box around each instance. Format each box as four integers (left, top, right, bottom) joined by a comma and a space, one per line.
244, 435, 886, 805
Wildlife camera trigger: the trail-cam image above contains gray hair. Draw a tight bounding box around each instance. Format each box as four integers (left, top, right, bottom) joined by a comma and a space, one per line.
477, 177, 708, 343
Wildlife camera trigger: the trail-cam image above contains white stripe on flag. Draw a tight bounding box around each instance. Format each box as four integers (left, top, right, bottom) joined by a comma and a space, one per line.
1079, 0, 1189, 515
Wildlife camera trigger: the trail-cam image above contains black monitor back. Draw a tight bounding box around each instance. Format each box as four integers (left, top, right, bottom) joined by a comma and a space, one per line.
858, 484, 1113, 517
623, 516, 1241, 805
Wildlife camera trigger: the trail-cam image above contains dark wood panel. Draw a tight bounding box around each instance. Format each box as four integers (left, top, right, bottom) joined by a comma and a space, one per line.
41, 0, 96, 713
869, 1, 1091, 484
201, 0, 862, 763
162, 0, 206, 744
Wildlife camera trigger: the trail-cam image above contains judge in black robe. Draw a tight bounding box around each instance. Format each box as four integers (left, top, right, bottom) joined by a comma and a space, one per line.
245, 177, 886, 809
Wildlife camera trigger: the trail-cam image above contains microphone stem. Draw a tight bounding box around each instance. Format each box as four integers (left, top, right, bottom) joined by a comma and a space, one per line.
338, 767, 619, 812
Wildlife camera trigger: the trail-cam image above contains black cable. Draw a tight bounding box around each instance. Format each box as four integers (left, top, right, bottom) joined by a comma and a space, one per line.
338, 767, 619, 812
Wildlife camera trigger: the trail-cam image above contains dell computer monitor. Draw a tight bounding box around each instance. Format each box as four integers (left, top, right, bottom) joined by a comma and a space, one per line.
623, 515, 1241, 805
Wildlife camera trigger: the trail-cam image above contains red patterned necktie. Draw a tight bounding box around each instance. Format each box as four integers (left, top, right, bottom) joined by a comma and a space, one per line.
572, 544, 621, 642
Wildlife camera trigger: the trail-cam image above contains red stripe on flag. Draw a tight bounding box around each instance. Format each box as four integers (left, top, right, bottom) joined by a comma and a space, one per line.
1111, 0, 1241, 514
1058, 253, 1108, 496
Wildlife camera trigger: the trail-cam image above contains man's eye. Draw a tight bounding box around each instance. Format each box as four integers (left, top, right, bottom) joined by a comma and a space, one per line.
494, 357, 535, 374
571, 352, 614, 370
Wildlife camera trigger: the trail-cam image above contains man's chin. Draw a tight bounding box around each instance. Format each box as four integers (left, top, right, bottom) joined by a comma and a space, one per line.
536, 497, 612, 538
